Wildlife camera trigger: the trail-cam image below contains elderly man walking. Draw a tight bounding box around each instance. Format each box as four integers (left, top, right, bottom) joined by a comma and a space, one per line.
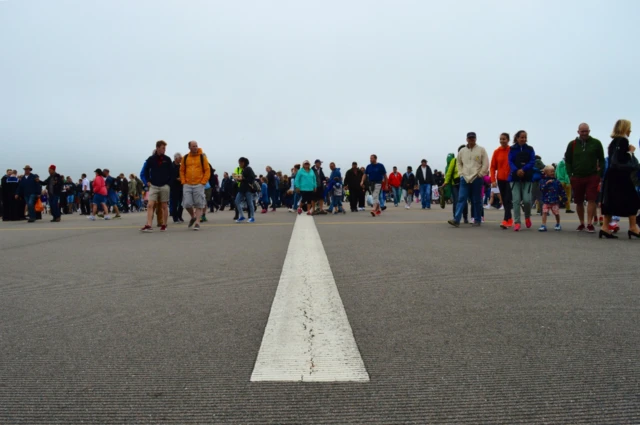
448, 132, 489, 227
564, 123, 605, 233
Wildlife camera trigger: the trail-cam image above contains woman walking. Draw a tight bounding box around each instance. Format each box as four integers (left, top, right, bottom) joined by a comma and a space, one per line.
508, 130, 536, 231
294, 160, 318, 215
600, 119, 640, 239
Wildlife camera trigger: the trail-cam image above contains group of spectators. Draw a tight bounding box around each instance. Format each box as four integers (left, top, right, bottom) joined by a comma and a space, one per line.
3, 120, 639, 239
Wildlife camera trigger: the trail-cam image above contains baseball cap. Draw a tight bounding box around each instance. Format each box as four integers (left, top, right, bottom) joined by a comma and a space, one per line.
303, 160, 310, 165
467, 132, 477, 138
314, 159, 322, 164
23, 165, 32, 170
49, 164, 56, 171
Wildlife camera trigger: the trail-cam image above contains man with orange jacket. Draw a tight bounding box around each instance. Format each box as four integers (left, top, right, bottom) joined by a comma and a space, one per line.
388, 166, 403, 207
180, 140, 211, 231
490, 133, 513, 229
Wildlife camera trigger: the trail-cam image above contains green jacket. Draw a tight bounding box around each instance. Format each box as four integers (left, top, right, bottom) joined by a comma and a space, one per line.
564, 137, 605, 178
556, 160, 569, 184
444, 157, 459, 185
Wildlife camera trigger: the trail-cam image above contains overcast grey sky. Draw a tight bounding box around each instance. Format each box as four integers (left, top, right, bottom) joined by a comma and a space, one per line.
2, 0, 638, 178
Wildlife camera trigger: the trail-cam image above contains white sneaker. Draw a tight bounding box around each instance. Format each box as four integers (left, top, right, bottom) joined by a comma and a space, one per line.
483, 204, 490, 209
104, 215, 111, 220
288, 208, 293, 213
405, 205, 410, 209
470, 218, 475, 224
499, 205, 504, 210
88, 215, 96, 221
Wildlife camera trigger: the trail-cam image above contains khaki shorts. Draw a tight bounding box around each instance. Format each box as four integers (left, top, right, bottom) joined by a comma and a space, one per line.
148, 184, 170, 203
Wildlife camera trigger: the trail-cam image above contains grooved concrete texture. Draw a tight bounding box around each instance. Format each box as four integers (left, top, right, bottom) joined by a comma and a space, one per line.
1, 206, 638, 424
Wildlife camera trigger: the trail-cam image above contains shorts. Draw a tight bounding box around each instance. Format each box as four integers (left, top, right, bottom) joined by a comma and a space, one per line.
490, 187, 500, 194
92, 194, 107, 205
314, 187, 324, 201
542, 203, 560, 215
182, 184, 206, 208
570, 174, 599, 204
301, 191, 315, 203
370, 183, 382, 204
67, 195, 75, 204
107, 190, 119, 206
148, 184, 170, 203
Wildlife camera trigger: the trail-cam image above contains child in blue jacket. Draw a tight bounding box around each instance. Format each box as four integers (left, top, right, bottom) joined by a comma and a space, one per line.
259, 177, 269, 213
538, 165, 567, 232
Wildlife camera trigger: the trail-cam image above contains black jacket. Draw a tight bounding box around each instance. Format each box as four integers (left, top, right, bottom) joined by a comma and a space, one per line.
344, 168, 363, 191
40, 173, 63, 196
144, 154, 173, 187
170, 162, 182, 189
402, 172, 416, 190
239, 166, 256, 194
312, 166, 326, 188
416, 165, 434, 185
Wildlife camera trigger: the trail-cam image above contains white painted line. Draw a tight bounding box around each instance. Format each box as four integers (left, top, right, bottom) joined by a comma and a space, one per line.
250, 215, 369, 382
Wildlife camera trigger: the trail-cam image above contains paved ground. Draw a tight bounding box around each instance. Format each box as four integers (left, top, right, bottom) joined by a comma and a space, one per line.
1, 205, 638, 424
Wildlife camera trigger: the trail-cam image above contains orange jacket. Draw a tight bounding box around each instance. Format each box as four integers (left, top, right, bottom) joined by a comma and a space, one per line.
490, 146, 510, 183
388, 171, 402, 188
180, 148, 211, 185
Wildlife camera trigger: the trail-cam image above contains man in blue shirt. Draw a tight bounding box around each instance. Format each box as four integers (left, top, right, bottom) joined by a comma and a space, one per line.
361, 154, 387, 217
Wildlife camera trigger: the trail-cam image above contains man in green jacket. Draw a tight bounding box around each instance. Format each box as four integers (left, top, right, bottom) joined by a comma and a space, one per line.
564, 122, 605, 233
555, 159, 573, 213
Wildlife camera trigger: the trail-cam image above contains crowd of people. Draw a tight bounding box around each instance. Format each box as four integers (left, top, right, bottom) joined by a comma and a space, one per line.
2, 120, 639, 239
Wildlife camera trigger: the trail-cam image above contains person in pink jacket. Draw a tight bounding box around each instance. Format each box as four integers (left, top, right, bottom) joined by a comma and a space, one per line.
89, 168, 111, 221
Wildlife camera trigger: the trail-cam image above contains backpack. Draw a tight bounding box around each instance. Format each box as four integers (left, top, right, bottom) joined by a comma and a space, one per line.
183, 153, 207, 178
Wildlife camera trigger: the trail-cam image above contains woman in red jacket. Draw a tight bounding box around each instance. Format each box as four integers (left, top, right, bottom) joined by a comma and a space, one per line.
89, 168, 111, 221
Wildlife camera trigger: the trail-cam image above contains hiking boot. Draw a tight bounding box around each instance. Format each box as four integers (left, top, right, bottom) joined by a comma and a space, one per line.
140, 225, 153, 232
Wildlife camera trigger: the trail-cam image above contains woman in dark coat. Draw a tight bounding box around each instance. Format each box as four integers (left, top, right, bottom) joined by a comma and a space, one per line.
600, 119, 640, 239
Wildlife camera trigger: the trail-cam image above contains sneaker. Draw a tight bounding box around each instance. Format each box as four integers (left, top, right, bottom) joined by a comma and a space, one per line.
114, 214, 121, 219
201, 215, 207, 222
514, 223, 521, 232
370, 211, 376, 217
576, 224, 585, 232
173, 219, 180, 224
297, 208, 302, 215
499, 206, 504, 210
104, 216, 111, 220
271, 208, 276, 212
525, 218, 532, 228
288, 208, 294, 213
375, 210, 381, 216
160, 225, 167, 232
193, 224, 200, 231
140, 225, 153, 232
236, 217, 246, 223
307, 211, 312, 216
471, 222, 481, 227
97, 213, 104, 218
586, 224, 596, 233
481, 216, 485, 223
381, 206, 387, 211
342, 210, 346, 214
358, 208, 365, 211
447, 219, 460, 227
538, 225, 547, 232
555, 224, 562, 231
566, 210, 575, 213
394, 204, 398, 207
483, 204, 490, 209
179, 218, 185, 223
470, 218, 475, 224
405, 205, 410, 209
463, 219, 469, 224
188, 217, 197, 228
248, 217, 255, 223
261, 209, 267, 214
88, 215, 96, 221
598, 216, 604, 226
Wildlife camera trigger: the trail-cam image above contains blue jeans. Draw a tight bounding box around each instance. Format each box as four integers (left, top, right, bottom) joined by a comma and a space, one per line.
420, 184, 431, 208
293, 192, 300, 209
25, 194, 38, 220
379, 190, 386, 208
454, 177, 483, 223
329, 195, 344, 212
391, 187, 402, 205
235, 192, 254, 219
50, 195, 61, 219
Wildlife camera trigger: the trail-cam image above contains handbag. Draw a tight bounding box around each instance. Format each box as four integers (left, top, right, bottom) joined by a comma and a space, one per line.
609, 141, 639, 173
35, 198, 44, 213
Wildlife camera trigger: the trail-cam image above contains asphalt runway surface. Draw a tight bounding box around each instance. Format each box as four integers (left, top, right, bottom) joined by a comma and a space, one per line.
1, 204, 638, 424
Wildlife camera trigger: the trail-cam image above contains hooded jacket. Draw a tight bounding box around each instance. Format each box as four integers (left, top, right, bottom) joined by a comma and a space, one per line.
540, 177, 567, 205
444, 157, 459, 185
295, 168, 317, 192
490, 145, 511, 183
508, 143, 536, 182
556, 160, 569, 184
180, 148, 211, 185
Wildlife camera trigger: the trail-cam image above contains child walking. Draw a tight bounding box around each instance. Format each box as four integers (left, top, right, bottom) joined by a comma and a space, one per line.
330, 176, 346, 214
539, 165, 567, 232
259, 177, 269, 213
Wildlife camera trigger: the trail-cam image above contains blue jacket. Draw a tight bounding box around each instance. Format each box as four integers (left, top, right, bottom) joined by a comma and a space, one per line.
508, 143, 536, 182
260, 183, 269, 203
540, 177, 567, 205
324, 168, 343, 196
140, 154, 173, 187
16, 174, 41, 197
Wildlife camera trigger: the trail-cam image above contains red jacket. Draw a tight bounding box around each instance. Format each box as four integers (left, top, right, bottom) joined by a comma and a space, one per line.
388, 172, 402, 188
